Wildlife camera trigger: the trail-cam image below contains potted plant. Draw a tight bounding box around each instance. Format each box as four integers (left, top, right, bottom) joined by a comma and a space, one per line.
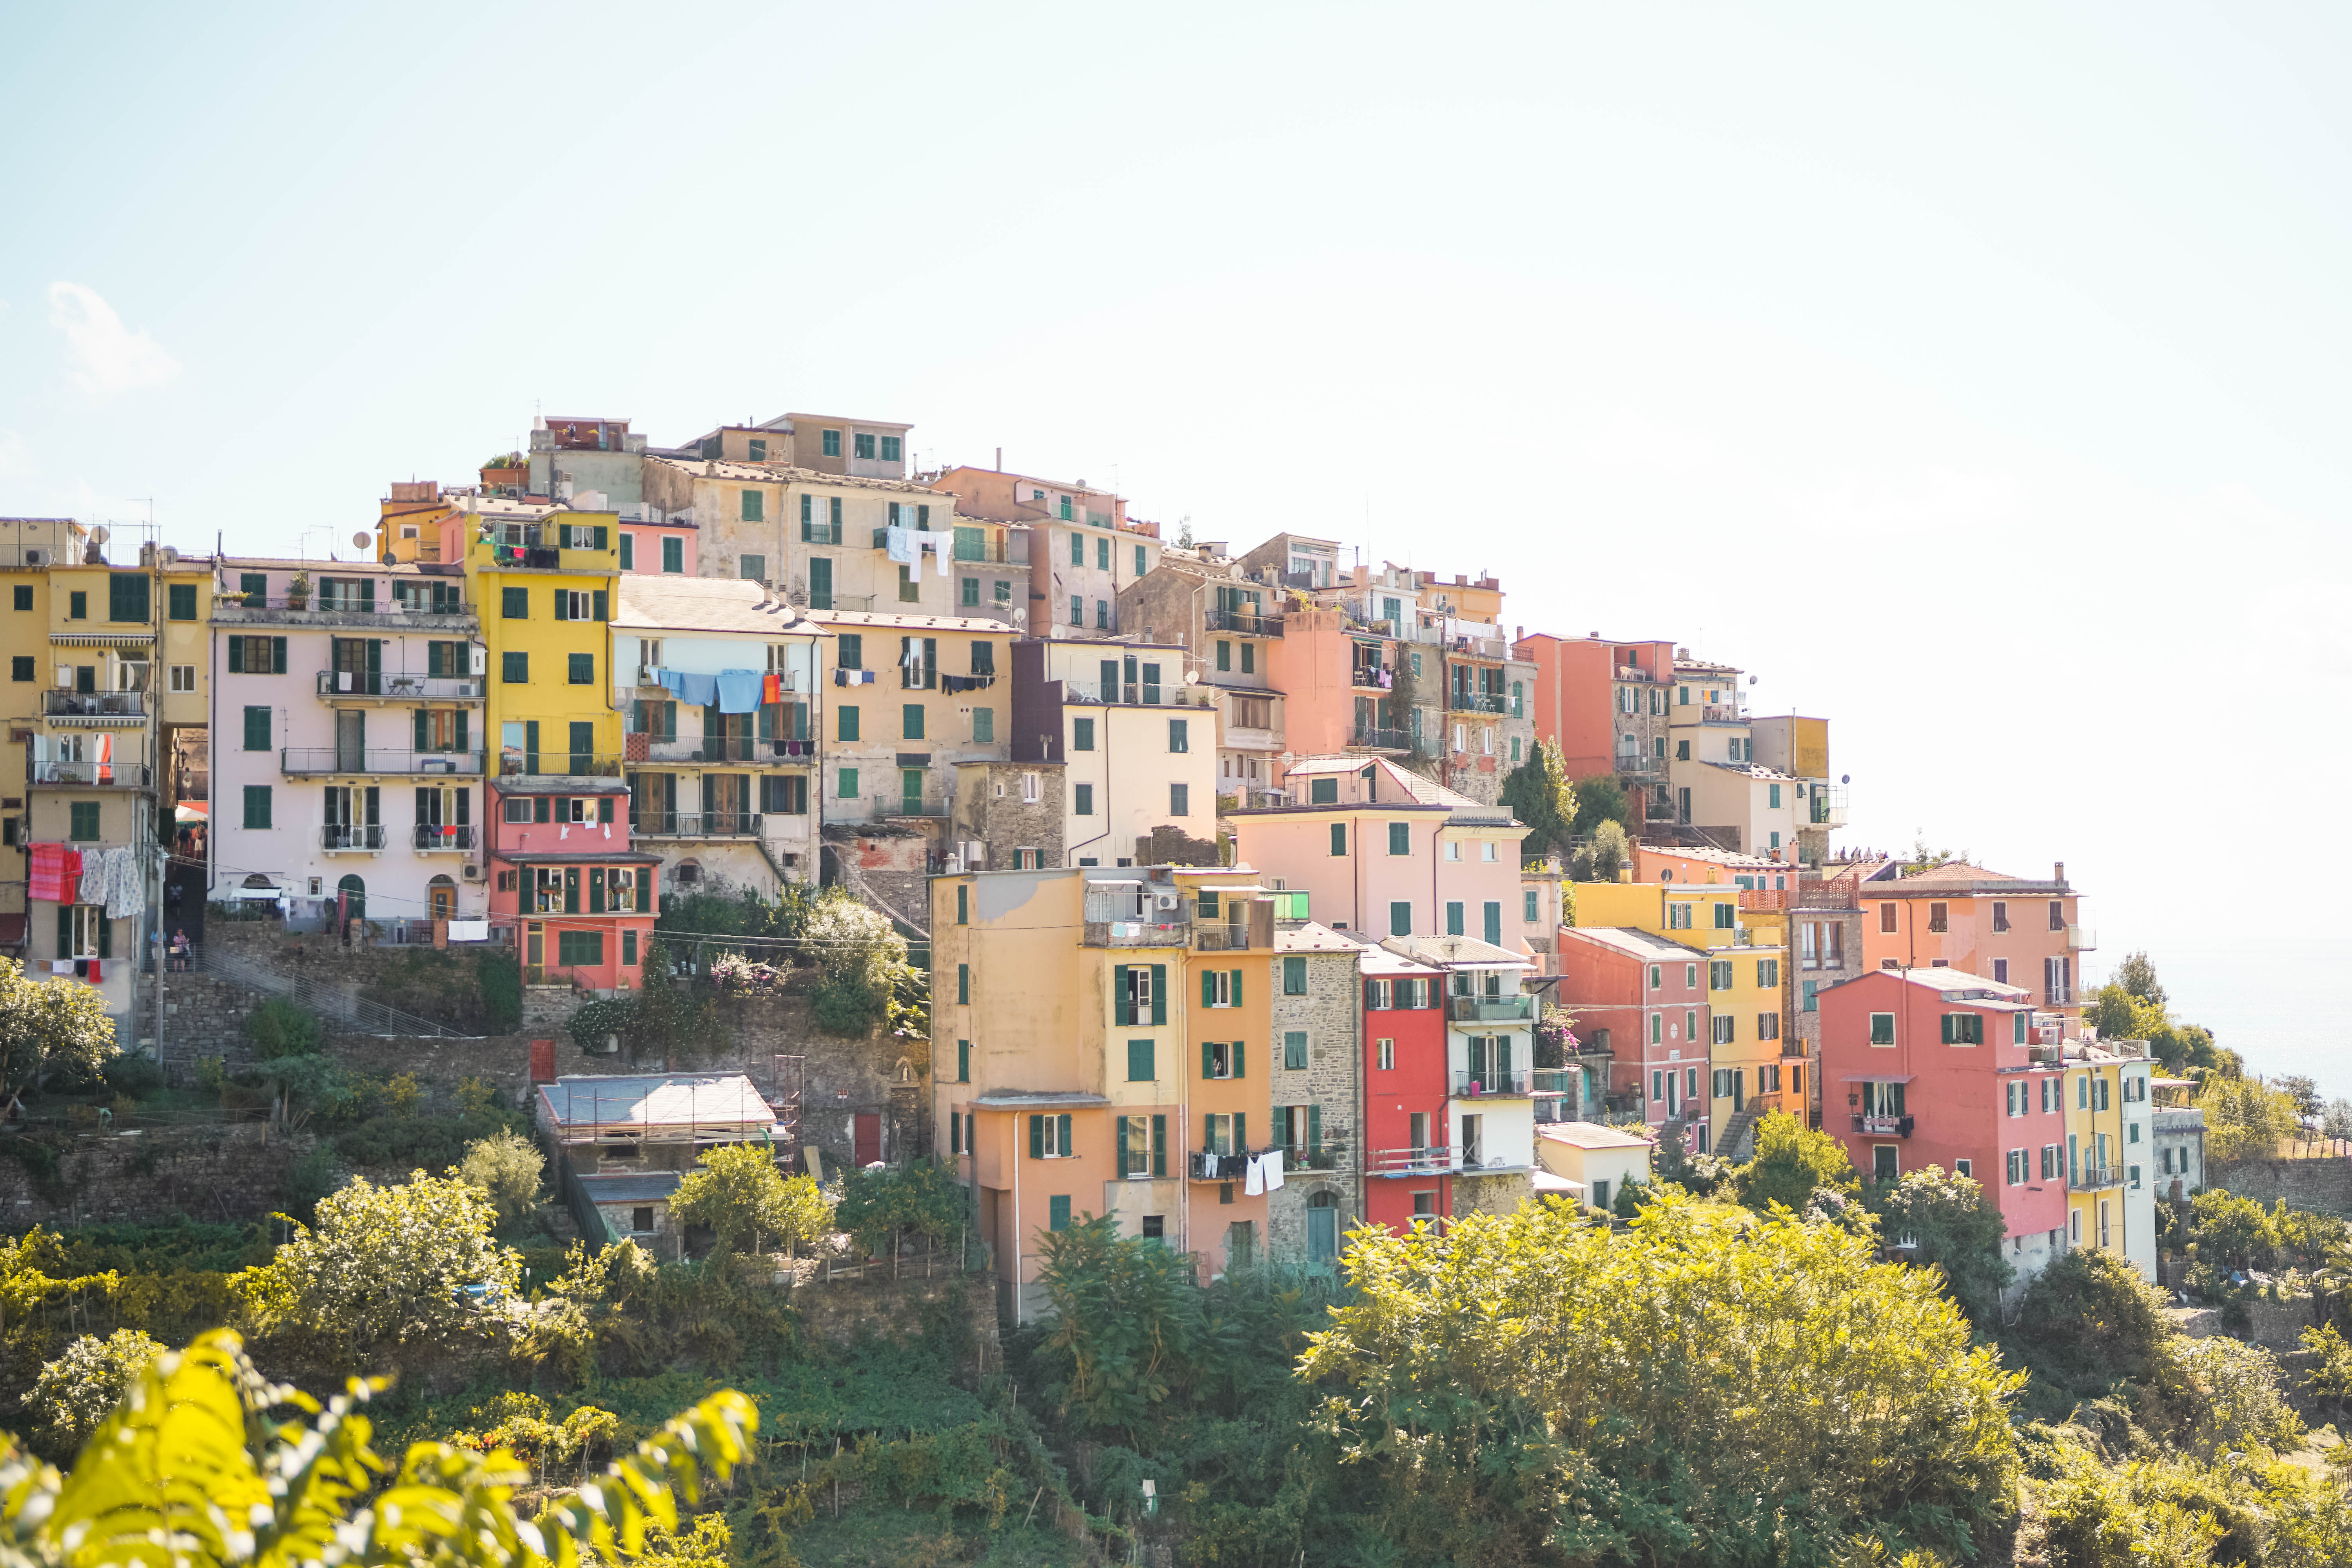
286, 570, 310, 610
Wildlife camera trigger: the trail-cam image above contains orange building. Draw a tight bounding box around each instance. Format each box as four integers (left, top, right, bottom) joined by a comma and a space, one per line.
1847, 858, 2094, 1027
1512, 632, 1677, 824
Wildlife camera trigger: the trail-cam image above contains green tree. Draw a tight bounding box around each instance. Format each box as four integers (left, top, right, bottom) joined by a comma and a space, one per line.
1567, 770, 1631, 837
29, 1327, 162, 1452
667, 1144, 829, 1258
1034, 1214, 1204, 1442
1499, 739, 1578, 862
1571, 818, 1630, 882
833, 1160, 967, 1256
1862, 1166, 2014, 1328
2008, 1246, 2172, 1396
1611, 1173, 1646, 1219
2197, 1074, 2301, 1161
2280, 1074, 2325, 1123
1734, 1110, 1860, 1213
1298, 1192, 2023, 1563
457, 1128, 545, 1223
0, 1328, 754, 1568
2114, 949, 2169, 1009
245, 995, 323, 1060
804, 890, 911, 1036
2083, 983, 2167, 1047
0, 953, 117, 1099
239, 1169, 520, 1353
2303, 1322, 2352, 1415
2183, 1187, 2279, 1269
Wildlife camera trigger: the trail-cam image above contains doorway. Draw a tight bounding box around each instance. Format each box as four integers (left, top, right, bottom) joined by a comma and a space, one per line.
1307, 1192, 1339, 1263
853, 1112, 882, 1167
428, 875, 456, 922
334, 711, 365, 772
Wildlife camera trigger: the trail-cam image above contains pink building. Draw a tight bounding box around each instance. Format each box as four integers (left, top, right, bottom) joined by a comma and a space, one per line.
618, 515, 697, 578
484, 775, 657, 993
1357, 942, 1452, 1233
1225, 756, 1528, 948
1553, 927, 1712, 1129
1818, 967, 2067, 1262
1846, 858, 2093, 1027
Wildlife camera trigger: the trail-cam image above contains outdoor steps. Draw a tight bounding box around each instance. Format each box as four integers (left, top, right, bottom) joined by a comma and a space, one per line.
1717, 1106, 1764, 1164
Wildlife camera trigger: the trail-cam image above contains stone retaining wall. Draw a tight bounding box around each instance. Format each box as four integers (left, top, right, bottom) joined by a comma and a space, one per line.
0, 1121, 309, 1227
2209, 1157, 2352, 1214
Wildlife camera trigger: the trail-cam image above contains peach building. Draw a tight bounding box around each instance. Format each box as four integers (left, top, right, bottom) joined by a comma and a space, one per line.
1512, 632, 1677, 825
1848, 859, 2095, 1027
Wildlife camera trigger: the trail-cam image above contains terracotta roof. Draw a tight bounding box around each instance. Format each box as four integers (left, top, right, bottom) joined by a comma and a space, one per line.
614, 574, 828, 637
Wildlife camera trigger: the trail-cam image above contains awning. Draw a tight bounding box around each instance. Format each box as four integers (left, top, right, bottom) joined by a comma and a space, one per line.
174, 802, 208, 823
1837, 1073, 1915, 1084
51, 632, 154, 647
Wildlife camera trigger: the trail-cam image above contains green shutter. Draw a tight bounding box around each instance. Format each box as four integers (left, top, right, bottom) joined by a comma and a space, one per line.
1201, 968, 1216, 1007
1308, 1104, 1322, 1153
1203, 1039, 1214, 1079
564, 867, 580, 914
272, 637, 287, 673
414, 709, 428, 751
1113, 965, 1132, 1027
1152, 1115, 1167, 1177
243, 706, 269, 752
595, 526, 609, 551
1049, 1194, 1071, 1232
554, 590, 568, 621
1116, 1116, 1127, 1174
1029, 1115, 1044, 1160
958, 964, 970, 1005
590, 869, 605, 914
227, 638, 243, 673
637, 872, 652, 913
959, 1039, 970, 1082
593, 589, 608, 621
1057, 1113, 1072, 1157
96, 916, 111, 960
56, 906, 69, 956
1151, 965, 1166, 1025
456, 710, 468, 753
1230, 969, 1241, 1006
1234, 1112, 1246, 1154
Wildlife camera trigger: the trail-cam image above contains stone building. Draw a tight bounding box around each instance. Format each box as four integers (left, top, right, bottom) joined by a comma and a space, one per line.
949, 759, 1067, 870
1264, 919, 1363, 1263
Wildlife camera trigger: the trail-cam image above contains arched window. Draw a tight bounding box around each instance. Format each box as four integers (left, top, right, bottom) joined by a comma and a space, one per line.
336, 874, 366, 919
676, 859, 702, 886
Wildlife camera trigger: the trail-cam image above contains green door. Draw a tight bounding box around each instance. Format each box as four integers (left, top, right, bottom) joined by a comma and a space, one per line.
900, 767, 924, 815
570, 721, 595, 774
808, 557, 832, 610
1307, 1202, 1338, 1263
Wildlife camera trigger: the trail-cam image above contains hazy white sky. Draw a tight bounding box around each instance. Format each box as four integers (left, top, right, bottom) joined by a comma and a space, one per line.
4, 4, 2346, 1085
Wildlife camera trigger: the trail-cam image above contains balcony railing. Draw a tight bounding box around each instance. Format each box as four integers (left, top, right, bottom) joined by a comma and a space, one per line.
1082, 920, 1191, 948
1615, 753, 1664, 775
1059, 681, 1214, 709
316, 671, 486, 701
951, 537, 1014, 563
2044, 986, 2076, 1009
412, 823, 478, 851
1449, 995, 1535, 1022
1851, 1114, 1914, 1137
632, 812, 763, 838
1365, 1145, 1460, 1176
30, 759, 151, 787
319, 825, 389, 852
1453, 1070, 1532, 1097
1205, 608, 1283, 636
1194, 927, 1254, 952
1348, 726, 1409, 750
1530, 1069, 1580, 1095
1700, 704, 1744, 723
43, 690, 147, 720
1808, 784, 1849, 826
2067, 925, 2096, 951
497, 752, 625, 778
283, 748, 486, 777
2075, 1164, 2123, 1191
1447, 693, 1507, 714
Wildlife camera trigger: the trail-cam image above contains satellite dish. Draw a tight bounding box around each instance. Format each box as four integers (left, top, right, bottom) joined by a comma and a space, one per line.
1748, 674, 1759, 685
89, 526, 110, 544
352, 532, 372, 551
1184, 669, 1201, 684
1011, 607, 1028, 628
1841, 774, 1851, 785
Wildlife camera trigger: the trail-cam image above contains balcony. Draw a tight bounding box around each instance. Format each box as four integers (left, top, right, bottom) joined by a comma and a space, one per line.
316, 672, 486, 702
218, 593, 472, 624
319, 825, 389, 853
497, 752, 624, 779
635, 736, 814, 764
1447, 693, 1507, 715
1614, 753, 1665, 776
1365, 1145, 1461, 1177
2067, 925, 2097, 951
1347, 726, 1410, 751
1059, 681, 1214, 710
1194, 927, 1255, 952
1205, 608, 1283, 637
1699, 704, 1744, 723
283, 748, 486, 777
1614, 665, 1659, 683
43, 690, 146, 723
412, 823, 479, 851
1453, 1070, 1532, 1097
2074, 1165, 2123, 1191
1808, 785, 1849, 827
632, 812, 763, 839
1851, 1114, 1914, 1137
29, 759, 151, 788
2043, 986, 2076, 1009
1530, 1069, 1581, 1096
951, 537, 1015, 563
1449, 995, 1535, 1023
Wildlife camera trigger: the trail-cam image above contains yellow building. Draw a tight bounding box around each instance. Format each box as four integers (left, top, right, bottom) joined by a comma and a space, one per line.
457, 510, 624, 779
1573, 877, 1794, 1155
813, 610, 1014, 824
2062, 1040, 2157, 1279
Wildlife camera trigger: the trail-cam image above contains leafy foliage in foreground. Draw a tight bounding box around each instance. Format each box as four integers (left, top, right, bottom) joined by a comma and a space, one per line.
1299, 1191, 2024, 1564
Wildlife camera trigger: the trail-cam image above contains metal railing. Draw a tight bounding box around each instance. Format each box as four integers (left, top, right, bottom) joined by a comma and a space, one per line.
1194, 927, 1252, 952
633, 811, 763, 838
498, 752, 625, 778
191, 946, 467, 1039
283, 748, 485, 776
316, 671, 486, 700
43, 690, 147, 719
1615, 753, 1664, 775
1348, 726, 1409, 750
1447, 693, 1507, 714
412, 823, 478, 850
951, 537, 1013, 563
1448, 995, 1535, 1022
319, 824, 389, 851
1365, 1145, 1459, 1176
2075, 1164, 2123, 1191
30, 760, 151, 786
1082, 920, 1191, 948
1205, 608, 1283, 636
1453, 1070, 1532, 1096
1852, 1114, 1914, 1136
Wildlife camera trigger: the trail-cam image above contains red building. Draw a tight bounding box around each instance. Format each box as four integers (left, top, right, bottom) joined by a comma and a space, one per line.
1357, 942, 1451, 1232
1818, 967, 2068, 1273
1553, 926, 1713, 1131
1510, 632, 1677, 826
485, 777, 659, 991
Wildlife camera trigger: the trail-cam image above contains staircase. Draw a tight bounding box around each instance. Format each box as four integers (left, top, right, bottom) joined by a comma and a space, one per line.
1716, 1104, 1765, 1163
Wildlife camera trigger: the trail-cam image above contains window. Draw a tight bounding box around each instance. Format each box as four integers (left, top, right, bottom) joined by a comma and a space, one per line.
1711, 1015, 1735, 1045
2049, 900, 2066, 931
1074, 780, 1095, 815
502, 652, 528, 684
1283, 1031, 1308, 1070
7, 657, 28, 682
1390, 900, 1412, 936
67, 591, 85, 620
969, 707, 994, 744
107, 573, 150, 622
1202, 1040, 1242, 1079
1757, 1012, 1779, 1040
822, 428, 842, 457
1328, 823, 1348, 857
1168, 719, 1188, 752
1879, 902, 1897, 933
1991, 900, 2009, 933
557, 930, 604, 966
661, 535, 684, 573
501, 586, 528, 619
2006, 1149, 2028, 1185
1668, 903, 1693, 930
1713, 902, 1735, 930
568, 653, 593, 685
170, 664, 195, 692
1310, 777, 1339, 805
1757, 958, 1778, 987
1524, 889, 1539, 923
241, 786, 271, 831
9, 585, 27, 610
1283, 955, 1307, 995
837, 766, 859, 799
1388, 822, 1410, 855
1709, 960, 1731, 990
1869, 1013, 1895, 1045
1445, 902, 1464, 936
1941, 1013, 1984, 1045
1928, 902, 1949, 933
739, 490, 764, 523
1802, 980, 1818, 1012
900, 704, 924, 740
167, 583, 196, 621
1128, 1038, 1155, 1081
1071, 717, 1094, 751
1170, 783, 1191, 815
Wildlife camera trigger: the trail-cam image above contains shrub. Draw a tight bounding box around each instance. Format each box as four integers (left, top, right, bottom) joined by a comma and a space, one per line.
1734, 1111, 1859, 1213
1862, 1165, 2016, 1328
245, 995, 323, 1060
457, 1127, 544, 1221
100, 1053, 167, 1101
2008, 1247, 2173, 1407
285, 1145, 339, 1221
804, 893, 908, 1037
476, 948, 523, 1033
668, 1145, 831, 1257
2183, 1187, 2279, 1270
834, 1160, 967, 1254
30, 1328, 163, 1452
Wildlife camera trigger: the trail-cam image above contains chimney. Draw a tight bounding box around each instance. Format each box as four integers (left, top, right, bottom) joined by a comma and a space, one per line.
2054, 860, 2065, 886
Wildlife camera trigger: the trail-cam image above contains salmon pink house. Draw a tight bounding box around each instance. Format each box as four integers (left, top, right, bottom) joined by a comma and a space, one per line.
1357, 941, 1450, 1233
485, 775, 657, 993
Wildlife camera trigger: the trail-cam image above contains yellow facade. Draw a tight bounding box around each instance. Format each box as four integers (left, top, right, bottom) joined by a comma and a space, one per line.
462, 512, 622, 777
1573, 880, 1796, 1141
2061, 1046, 2156, 1277
813, 611, 1013, 821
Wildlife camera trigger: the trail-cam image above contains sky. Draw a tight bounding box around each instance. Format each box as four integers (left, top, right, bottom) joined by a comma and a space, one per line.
3, 3, 2346, 1089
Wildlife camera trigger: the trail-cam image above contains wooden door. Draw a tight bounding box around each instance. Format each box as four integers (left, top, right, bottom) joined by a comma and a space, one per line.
853, 1113, 882, 1167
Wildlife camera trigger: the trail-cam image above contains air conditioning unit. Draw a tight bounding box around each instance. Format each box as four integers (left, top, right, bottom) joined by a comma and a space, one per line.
1156, 893, 1183, 912
21, 549, 46, 568
461, 864, 483, 880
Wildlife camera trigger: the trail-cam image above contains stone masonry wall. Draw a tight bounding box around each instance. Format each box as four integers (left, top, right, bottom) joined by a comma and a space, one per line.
958, 762, 1064, 869
0, 1122, 308, 1227
1265, 946, 1360, 1258
2209, 1157, 2352, 1214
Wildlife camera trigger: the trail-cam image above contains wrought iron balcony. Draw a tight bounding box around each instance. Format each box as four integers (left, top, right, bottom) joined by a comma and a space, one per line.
1851, 1113, 1914, 1137
632, 812, 763, 839
316, 671, 486, 701
42, 690, 145, 722
1453, 1070, 1532, 1097
412, 823, 479, 851
1348, 726, 1409, 751
2074, 1164, 2123, 1191
1365, 1145, 1460, 1176
284, 748, 485, 777
1205, 607, 1283, 636
319, 825, 389, 852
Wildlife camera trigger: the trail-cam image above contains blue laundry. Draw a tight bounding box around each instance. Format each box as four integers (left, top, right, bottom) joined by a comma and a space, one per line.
714, 668, 765, 714
659, 669, 718, 707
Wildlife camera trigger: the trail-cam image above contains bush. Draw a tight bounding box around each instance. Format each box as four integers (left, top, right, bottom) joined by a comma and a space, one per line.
2007, 1248, 2173, 1410
100, 1053, 167, 1101
332, 1107, 518, 1171
1733, 1111, 1859, 1212
834, 1160, 967, 1254
668, 1145, 831, 1257
245, 995, 323, 1060
2183, 1187, 2279, 1270
285, 1145, 339, 1221
804, 892, 908, 1037
30, 1328, 163, 1452
477, 949, 522, 1033
457, 1128, 544, 1221
1862, 1165, 2015, 1328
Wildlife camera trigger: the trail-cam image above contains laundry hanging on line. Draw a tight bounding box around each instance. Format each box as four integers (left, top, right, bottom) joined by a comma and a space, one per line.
28, 844, 78, 904
659, 669, 719, 708
884, 527, 918, 566
713, 669, 766, 714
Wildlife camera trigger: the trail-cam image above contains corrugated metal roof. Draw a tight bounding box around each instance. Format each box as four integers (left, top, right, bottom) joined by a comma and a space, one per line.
539, 1073, 775, 1131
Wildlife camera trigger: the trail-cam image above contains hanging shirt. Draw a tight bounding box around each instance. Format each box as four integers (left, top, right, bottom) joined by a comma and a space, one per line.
1244, 1155, 1265, 1197
1263, 1149, 1285, 1190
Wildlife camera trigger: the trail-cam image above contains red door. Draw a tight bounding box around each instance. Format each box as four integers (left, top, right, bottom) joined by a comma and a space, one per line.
853, 1113, 882, 1167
